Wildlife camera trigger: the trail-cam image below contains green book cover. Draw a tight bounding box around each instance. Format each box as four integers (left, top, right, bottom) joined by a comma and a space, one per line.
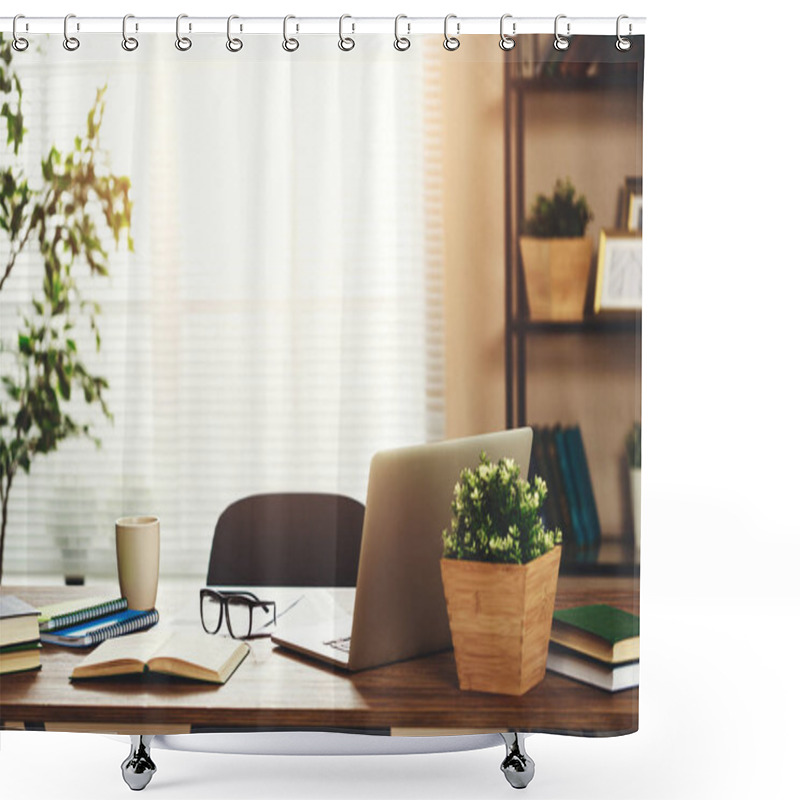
552, 604, 639, 643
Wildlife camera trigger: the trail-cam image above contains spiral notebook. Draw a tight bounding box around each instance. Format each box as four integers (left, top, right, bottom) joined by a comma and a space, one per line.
38, 596, 128, 632
40, 608, 159, 648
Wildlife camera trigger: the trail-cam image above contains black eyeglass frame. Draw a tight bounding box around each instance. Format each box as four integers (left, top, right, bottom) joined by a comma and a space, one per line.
200, 588, 277, 639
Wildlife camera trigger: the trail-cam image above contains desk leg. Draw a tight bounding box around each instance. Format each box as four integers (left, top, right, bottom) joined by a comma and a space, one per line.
121, 735, 157, 791
499, 732, 535, 789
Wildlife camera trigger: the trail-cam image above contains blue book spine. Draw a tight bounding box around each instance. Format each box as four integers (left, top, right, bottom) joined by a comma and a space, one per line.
554, 426, 584, 548
565, 427, 596, 548
571, 426, 602, 547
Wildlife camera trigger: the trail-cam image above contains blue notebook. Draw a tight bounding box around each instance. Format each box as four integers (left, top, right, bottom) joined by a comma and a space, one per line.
40, 608, 159, 648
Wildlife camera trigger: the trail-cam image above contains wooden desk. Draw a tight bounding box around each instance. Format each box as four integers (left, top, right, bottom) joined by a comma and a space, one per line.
0, 576, 638, 737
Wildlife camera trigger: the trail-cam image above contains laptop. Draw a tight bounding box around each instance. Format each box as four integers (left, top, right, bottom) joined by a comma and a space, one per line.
271, 427, 533, 671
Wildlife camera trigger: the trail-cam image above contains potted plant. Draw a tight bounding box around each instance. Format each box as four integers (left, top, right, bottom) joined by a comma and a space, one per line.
626, 422, 641, 560
519, 177, 593, 321
440, 453, 562, 695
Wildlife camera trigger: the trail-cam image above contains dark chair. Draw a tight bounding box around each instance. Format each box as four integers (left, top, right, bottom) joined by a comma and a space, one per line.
205, 493, 365, 587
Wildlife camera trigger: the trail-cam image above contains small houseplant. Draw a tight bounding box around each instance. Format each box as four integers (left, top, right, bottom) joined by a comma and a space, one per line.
440, 453, 562, 695
519, 177, 594, 321
626, 422, 641, 559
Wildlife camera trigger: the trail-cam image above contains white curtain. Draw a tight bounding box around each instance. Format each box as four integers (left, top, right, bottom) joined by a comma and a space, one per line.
1, 35, 444, 577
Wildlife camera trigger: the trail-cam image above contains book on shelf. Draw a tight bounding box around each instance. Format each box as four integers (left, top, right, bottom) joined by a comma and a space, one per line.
539, 426, 574, 545
71, 627, 250, 685
530, 425, 565, 535
0, 641, 42, 676
551, 604, 639, 664
546, 642, 638, 692
41, 608, 159, 648
565, 425, 602, 549
38, 596, 128, 632
554, 425, 586, 548
0, 595, 40, 649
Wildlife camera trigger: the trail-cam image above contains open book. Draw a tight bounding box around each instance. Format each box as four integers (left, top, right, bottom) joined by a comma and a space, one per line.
71, 627, 249, 684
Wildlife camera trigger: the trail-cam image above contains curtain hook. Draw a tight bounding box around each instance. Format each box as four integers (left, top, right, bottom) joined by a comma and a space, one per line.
338, 14, 355, 51
175, 13, 192, 51
499, 13, 515, 50
63, 13, 80, 52
616, 15, 632, 52
12, 14, 29, 52
394, 14, 411, 51
554, 14, 570, 51
282, 15, 299, 52
226, 15, 243, 52
443, 14, 460, 51
122, 14, 139, 51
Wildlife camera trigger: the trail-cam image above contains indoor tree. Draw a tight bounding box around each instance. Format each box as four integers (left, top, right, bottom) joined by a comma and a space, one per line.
0, 35, 133, 581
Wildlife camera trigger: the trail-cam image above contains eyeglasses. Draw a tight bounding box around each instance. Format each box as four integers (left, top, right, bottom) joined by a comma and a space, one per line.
200, 589, 277, 639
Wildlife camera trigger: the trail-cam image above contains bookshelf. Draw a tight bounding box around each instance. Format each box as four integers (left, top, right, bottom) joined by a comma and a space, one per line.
503, 38, 643, 576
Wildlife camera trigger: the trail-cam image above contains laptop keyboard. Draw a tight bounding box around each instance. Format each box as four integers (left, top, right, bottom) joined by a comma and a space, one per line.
324, 636, 351, 654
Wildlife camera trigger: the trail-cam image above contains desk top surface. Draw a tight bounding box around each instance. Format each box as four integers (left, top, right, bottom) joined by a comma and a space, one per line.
0, 576, 638, 737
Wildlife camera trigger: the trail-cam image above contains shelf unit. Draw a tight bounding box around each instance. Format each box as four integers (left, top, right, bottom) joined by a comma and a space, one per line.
502, 39, 643, 575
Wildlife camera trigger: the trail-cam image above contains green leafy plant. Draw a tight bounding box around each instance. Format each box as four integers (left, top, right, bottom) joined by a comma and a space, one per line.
442, 452, 561, 565
523, 177, 593, 238
625, 422, 641, 469
0, 35, 133, 581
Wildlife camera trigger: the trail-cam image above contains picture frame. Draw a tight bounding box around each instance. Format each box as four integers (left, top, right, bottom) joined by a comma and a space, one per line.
622, 176, 643, 232
594, 230, 642, 313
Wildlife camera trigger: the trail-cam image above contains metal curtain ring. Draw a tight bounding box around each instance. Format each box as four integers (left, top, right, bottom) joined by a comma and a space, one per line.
394, 14, 411, 51
338, 14, 355, 51
443, 14, 460, 51
176, 13, 192, 51
122, 14, 139, 51
616, 15, 632, 51
63, 13, 80, 51
499, 14, 515, 50
553, 14, 570, 51
282, 15, 299, 52
226, 15, 243, 52
12, 15, 29, 52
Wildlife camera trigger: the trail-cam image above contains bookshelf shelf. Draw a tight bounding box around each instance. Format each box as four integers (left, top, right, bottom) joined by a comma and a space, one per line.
503, 42, 643, 575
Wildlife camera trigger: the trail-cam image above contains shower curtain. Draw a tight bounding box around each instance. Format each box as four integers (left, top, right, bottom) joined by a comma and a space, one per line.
0, 16, 643, 768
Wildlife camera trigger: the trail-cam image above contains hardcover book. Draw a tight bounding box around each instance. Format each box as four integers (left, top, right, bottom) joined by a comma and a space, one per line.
0, 595, 40, 649
71, 628, 250, 685
546, 642, 638, 692
550, 604, 640, 664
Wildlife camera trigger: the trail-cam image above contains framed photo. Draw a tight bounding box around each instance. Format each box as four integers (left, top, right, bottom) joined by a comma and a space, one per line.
594, 230, 642, 313
623, 176, 643, 232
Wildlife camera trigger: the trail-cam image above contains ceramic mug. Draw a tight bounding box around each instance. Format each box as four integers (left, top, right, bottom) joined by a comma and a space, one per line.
116, 516, 160, 610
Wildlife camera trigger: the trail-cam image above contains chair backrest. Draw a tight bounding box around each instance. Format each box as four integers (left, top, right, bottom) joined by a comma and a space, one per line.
205, 493, 365, 587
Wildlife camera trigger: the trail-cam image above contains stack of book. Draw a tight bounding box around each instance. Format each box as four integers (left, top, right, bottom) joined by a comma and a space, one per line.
37, 596, 160, 648
529, 424, 601, 559
0, 595, 42, 675
546, 603, 639, 692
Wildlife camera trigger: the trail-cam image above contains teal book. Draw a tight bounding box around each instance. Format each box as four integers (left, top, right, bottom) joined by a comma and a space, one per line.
554, 425, 585, 548
565, 426, 601, 548
551, 604, 640, 664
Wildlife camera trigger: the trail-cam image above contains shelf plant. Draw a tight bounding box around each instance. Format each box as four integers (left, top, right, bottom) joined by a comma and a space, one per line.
0, 35, 133, 582
519, 177, 594, 321
440, 452, 562, 695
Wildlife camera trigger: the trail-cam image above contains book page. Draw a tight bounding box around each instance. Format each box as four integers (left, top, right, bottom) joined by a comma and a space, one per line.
74, 626, 174, 673
151, 631, 248, 677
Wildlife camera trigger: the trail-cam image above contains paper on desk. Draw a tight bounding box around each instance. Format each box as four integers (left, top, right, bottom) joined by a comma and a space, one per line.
253, 590, 354, 637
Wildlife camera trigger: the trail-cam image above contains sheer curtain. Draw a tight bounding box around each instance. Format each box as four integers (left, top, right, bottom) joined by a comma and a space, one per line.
1, 35, 444, 578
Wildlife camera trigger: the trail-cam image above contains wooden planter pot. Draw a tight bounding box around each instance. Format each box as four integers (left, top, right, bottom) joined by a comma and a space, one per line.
440, 546, 561, 696
519, 236, 593, 321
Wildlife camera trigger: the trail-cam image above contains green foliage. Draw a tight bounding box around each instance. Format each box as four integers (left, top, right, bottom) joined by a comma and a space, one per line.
0, 34, 133, 579
626, 422, 641, 469
523, 177, 593, 238
442, 452, 562, 565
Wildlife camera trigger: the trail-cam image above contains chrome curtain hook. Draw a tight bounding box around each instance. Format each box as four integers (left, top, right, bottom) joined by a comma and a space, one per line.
63, 13, 80, 51
175, 13, 192, 51
282, 15, 299, 52
443, 14, 460, 51
554, 14, 570, 51
122, 14, 139, 51
394, 14, 411, 51
12, 14, 29, 52
338, 14, 355, 51
499, 13, 515, 50
616, 14, 632, 51
226, 15, 243, 52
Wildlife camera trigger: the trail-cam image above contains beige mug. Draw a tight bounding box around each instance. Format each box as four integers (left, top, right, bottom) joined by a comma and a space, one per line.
116, 516, 160, 610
